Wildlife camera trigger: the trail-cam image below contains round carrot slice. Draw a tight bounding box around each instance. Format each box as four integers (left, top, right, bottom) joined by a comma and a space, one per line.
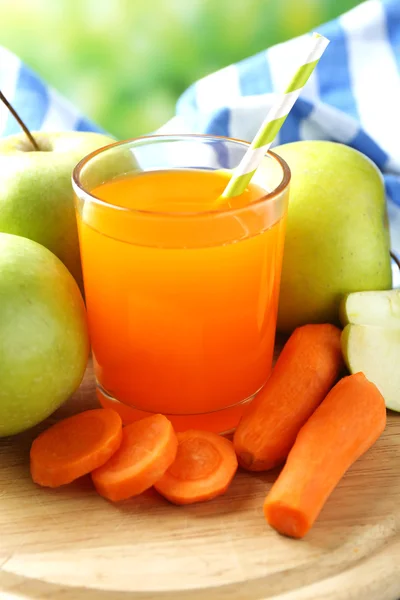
154, 430, 238, 505
30, 408, 122, 488
92, 414, 178, 502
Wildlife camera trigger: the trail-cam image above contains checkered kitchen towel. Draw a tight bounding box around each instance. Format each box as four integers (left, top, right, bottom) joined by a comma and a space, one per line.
160, 0, 400, 266
0, 46, 104, 135
0, 0, 399, 273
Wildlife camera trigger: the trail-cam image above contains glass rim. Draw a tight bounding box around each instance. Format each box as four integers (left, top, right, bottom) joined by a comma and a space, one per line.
72, 133, 291, 218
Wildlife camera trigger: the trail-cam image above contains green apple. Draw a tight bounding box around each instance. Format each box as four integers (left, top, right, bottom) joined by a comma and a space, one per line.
340, 289, 400, 327
341, 289, 400, 411
0, 233, 89, 436
342, 324, 400, 412
0, 131, 115, 291
273, 141, 392, 333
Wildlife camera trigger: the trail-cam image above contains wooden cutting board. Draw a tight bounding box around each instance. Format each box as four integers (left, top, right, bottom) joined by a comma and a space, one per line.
1, 360, 400, 600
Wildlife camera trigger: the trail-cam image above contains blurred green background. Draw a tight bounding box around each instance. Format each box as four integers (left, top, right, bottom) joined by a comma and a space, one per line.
0, 0, 362, 138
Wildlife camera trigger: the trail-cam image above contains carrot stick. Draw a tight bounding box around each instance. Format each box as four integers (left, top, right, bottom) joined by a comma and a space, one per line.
30, 409, 122, 488
264, 372, 386, 538
92, 414, 178, 502
234, 324, 343, 471
154, 430, 238, 505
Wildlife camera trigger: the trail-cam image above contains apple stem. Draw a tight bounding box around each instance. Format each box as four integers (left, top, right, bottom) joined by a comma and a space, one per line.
0, 90, 40, 151
391, 251, 400, 273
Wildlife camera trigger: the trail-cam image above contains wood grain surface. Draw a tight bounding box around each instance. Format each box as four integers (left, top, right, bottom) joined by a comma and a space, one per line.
1, 360, 400, 600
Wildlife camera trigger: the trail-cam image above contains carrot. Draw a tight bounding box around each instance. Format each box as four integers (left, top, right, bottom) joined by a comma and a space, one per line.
30, 409, 122, 488
154, 430, 238, 505
234, 324, 343, 471
264, 372, 386, 538
92, 414, 178, 502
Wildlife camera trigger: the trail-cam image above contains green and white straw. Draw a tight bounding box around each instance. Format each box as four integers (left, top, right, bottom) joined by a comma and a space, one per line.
221, 32, 330, 199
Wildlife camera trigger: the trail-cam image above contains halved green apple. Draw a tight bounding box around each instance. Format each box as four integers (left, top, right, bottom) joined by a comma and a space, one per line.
341, 289, 400, 412
340, 289, 400, 327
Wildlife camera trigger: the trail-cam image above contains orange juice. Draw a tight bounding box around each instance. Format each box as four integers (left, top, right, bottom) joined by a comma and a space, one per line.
74, 137, 289, 433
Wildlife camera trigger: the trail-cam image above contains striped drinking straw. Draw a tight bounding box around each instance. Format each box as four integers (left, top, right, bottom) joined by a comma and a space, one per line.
220, 32, 330, 200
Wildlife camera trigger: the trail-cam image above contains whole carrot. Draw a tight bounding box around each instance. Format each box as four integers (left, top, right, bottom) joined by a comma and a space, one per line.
234, 324, 343, 471
264, 373, 386, 538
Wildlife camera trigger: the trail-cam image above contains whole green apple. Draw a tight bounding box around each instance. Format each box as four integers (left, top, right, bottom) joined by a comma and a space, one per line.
0, 131, 115, 290
274, 141, 392, 332
0, 233, 89, 437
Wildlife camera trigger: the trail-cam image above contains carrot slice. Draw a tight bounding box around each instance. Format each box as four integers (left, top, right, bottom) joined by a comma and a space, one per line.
154, 430, 238, 505
92, 414, 178, 502
30, 408, 122, 488
234, 324, 343, 471
264, 373, 386, 538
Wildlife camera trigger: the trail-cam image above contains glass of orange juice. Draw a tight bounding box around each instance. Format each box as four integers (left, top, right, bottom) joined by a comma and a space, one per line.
72, 135, 290, 433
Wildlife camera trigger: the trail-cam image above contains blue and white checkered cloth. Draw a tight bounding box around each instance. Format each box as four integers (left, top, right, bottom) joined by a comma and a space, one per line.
0, 0, 399, 272
161, 0, 400, 264
0, 46, 103, 135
